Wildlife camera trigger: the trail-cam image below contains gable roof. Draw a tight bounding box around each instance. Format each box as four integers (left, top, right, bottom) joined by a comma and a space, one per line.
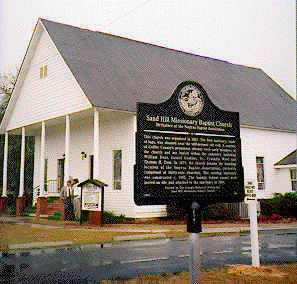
34, 19, 295, 132
275, 150, 296, 167
78, 179, 108, 188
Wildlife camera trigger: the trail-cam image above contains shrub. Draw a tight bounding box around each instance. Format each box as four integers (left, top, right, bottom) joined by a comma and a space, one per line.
166, 202, 232, 221
257, 214, 267, 222
270, 214, 283, 221
202, 203, 232, 220
166, 202, 187, 220
260, 192, 297, 218
234, 215, 242, 221
102, 211, 127, 224
81, 210, 89, 221
46, 197, 60, 203
5, 205, 16, 216
25, 208, 36, 214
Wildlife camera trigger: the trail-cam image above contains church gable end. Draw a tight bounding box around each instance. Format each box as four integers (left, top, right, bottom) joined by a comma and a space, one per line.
5, 21, 92, 131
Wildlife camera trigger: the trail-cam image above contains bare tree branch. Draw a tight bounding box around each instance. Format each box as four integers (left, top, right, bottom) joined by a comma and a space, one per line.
0, 67, 19, 122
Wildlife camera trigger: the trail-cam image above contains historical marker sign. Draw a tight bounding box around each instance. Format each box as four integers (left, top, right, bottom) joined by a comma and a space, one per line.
134, 81, 244, 205
80, 179, 107, 212
81, 183, 102, 211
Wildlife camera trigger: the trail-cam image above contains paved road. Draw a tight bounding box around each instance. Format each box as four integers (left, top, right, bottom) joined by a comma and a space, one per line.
1, 229, 296, 283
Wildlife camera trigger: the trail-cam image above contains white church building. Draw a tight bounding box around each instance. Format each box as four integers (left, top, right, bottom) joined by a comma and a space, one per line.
0, 19, 295, 218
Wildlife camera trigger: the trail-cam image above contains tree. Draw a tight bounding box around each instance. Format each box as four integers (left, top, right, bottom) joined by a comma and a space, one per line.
0, 67, 19, 122
0, 67, 34, 207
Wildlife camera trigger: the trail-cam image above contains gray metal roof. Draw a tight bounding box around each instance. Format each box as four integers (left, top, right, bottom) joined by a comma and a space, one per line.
41, 19, 296, 131
275, 150, 296, 166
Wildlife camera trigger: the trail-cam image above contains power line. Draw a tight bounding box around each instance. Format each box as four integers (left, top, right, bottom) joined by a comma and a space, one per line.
100, 0, 152, 30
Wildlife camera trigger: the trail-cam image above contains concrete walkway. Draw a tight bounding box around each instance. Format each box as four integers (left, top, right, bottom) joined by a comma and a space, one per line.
8, 241, 75, 250
1, 215, 297, 250
1, 215, 296, 232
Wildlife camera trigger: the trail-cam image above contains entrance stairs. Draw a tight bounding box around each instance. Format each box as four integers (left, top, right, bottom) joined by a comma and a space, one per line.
20, 198, 63, 220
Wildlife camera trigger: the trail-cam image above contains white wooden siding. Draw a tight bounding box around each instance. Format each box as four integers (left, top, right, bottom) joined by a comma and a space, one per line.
33, 112, 296, 217
32, 110, 167, 218
96, 112, 135, 217
97, 112, 167, 217
6, 28, 91, 131
34, 117, 94, 189
240, 127, 296, 199
33, 111, 137, 217
134, 205, 167, 218
274, 168, 294, 195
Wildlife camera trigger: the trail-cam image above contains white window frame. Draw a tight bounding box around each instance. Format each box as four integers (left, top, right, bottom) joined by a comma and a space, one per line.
256, 156, 265, 190
40, 65, 48, 79
290, 169, 296, 191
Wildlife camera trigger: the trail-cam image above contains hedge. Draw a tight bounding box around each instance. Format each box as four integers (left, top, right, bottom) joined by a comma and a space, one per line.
166, 202, 232, 221
260, 192, 297, 218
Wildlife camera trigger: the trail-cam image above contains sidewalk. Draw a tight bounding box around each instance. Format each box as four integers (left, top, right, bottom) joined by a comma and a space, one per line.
1, 215, 297, 250
1, 215, 297, 232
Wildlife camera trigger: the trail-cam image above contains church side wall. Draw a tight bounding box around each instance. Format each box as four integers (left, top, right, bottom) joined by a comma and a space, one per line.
33, 119, 296, 215
240, 127, 296, 199
273, 168, 293, 195
96, 112, 136, 217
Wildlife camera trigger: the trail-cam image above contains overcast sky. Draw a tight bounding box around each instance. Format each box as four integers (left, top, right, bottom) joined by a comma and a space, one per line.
0, 0, 295, 99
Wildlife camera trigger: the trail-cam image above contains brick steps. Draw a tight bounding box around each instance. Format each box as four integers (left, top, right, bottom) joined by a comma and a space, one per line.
45, 199, 65, 220
46, 200, 64, 216
27, 198, 65, 220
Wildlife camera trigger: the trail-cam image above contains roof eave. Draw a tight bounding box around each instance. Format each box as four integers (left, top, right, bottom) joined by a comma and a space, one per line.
240, 124, 296, 133
274, 164, 296, 169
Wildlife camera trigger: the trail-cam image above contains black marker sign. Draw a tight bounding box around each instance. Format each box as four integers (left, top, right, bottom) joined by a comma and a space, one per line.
134, 81, 244, 205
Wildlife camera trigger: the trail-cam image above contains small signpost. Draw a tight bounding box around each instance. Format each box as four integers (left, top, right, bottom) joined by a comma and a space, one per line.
245, 179, 260, 267
244, 179, 257, 203
79, 179, 107, 226
135, 81, 245, 283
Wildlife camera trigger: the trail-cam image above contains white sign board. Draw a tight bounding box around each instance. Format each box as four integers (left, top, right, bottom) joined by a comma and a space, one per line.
81, 183, 101, 211
244, 178, 257, 204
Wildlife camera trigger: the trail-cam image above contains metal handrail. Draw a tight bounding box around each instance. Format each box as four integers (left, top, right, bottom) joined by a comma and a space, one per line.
33, 180, 60, 205
33, 185, 40, 205
46, 179, 59, 195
